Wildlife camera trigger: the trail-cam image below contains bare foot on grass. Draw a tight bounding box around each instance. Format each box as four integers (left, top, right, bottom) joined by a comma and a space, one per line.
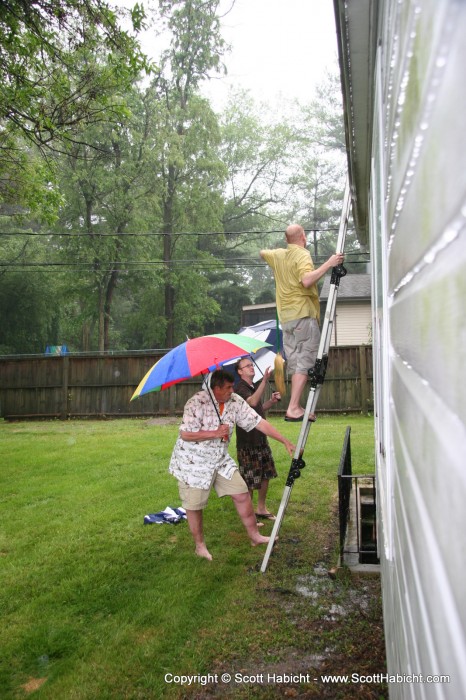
195, 544, 213, 561
250, 533, 271, 547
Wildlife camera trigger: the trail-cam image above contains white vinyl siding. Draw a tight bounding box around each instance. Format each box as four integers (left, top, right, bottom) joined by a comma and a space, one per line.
331, 302, 372, 346
369, 1, 466, 698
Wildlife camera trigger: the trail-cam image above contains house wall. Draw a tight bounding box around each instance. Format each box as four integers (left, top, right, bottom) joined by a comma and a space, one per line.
332, 302, 372, 346
371, 1, 466, 697
241, 303, 277, 328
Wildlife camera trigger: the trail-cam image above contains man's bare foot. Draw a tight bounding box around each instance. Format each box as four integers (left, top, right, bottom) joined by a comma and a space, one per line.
195, 543, 213, 560
250, 533, 271, 547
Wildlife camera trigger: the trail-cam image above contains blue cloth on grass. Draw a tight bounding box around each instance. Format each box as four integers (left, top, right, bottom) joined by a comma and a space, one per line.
144, 506, 187, 524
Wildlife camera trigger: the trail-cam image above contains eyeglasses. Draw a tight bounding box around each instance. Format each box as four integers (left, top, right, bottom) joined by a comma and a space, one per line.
238, 363, 254, 369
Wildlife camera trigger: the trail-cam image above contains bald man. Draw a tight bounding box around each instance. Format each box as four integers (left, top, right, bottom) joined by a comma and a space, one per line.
260, 224, 344, 421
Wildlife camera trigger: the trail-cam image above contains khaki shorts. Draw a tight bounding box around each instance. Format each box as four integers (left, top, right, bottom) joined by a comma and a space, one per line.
178, 469, 249, 511
282, 316, 320, 375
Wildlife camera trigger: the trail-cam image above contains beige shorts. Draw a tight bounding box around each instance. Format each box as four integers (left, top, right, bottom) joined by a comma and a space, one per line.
178, 469, 249, 510
282, 316, 320, 374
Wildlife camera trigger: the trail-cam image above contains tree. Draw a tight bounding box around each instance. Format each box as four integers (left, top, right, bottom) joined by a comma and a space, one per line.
0, 228, 62, 353
153, 0, 228, 347
51, 70, 226, 351
0, 0, 148, 151
220, 89, 294, 233
302, 69, 347, 153
192, 89, 298, 321
0, 0, 149, 219
289, 69, 368, 271
51, 79, 168, 350
0, 141, 63, 223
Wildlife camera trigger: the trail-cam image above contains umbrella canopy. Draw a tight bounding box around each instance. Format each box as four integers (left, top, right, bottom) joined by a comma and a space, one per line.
131, 333, 272, 400
237, 320, 285, 382
238, 319, 282, 353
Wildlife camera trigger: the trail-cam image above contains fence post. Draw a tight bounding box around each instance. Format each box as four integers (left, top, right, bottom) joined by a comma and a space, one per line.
359, 345, 369, 414
61, 355, 69, 420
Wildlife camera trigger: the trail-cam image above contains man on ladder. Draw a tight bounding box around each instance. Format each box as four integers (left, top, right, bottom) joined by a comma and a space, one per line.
260, 225, 345, 422
260, 180, 351, 572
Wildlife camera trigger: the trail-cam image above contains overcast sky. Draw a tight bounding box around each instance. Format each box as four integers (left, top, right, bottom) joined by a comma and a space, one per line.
205, 0, 339, 108
117, 1, 339, 109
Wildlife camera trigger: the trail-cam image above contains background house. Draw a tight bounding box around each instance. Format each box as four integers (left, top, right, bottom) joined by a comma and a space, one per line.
333, 0, 466, 698
320, 272, 371, 346
241, 302, 277, 329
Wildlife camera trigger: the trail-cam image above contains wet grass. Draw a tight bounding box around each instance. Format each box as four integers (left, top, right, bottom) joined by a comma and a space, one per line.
0, 415, 386, 699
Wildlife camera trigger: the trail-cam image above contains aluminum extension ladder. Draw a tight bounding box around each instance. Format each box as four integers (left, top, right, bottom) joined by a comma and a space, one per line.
260, 178, 352, 573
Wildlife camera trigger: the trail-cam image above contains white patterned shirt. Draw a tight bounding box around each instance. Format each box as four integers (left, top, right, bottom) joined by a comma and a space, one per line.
169, 390, 262, 489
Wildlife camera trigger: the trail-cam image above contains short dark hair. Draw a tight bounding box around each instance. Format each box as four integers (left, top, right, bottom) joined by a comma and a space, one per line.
210, 369, 234, 389
235, 357, 249, 373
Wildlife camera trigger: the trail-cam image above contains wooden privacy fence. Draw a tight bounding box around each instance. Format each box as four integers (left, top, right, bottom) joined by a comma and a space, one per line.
0, 346, 373, 420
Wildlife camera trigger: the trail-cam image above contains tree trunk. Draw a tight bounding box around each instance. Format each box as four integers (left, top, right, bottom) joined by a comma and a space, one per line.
163, 165, 176, 348
103, 268, 119, 350
98, 286, 105, 352
82, 321, 91, 351
163, 231, 175, 348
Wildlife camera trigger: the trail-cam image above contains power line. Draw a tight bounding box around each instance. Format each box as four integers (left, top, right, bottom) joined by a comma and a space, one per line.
0, 227, 344, 238
0, 253, 368, 266
0, 255, 370, 272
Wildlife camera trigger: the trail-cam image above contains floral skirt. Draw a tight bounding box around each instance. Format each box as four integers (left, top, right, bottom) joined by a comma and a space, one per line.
236, 444, 277, 490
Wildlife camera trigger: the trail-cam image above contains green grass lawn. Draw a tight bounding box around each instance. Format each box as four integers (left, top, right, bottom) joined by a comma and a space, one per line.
0, 415, 386, 699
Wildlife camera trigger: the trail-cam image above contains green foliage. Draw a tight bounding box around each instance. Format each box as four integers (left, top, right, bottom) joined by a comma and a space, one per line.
0, 9, 359, 354
0, 229, 64, 353
46, 79, 227, 350
110, 271, 167, 349
220, 89, 294, 231
0, 271, 58, 354
158, 0, 227, 90
0, 0, 149, 220
0, 0, 149, 144
150, 1, 228, 346
0, 140, 63, 224
204, 270, 253, 334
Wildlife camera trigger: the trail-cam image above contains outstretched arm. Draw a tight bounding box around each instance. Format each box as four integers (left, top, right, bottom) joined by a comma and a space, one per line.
255, 419, 295, 456
237, 369, 280, 412
244, 367, 272, 408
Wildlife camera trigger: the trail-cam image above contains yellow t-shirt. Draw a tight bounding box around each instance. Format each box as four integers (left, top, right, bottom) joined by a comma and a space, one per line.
262, 244, 320, 324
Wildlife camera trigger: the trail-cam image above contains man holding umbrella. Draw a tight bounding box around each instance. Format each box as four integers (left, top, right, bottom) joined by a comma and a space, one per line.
169, 369, 295, 560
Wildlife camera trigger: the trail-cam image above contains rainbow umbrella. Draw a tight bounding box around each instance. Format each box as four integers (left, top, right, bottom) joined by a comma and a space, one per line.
131, 333, 272, 400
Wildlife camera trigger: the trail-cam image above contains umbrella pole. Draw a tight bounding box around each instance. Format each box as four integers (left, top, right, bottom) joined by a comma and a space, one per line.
251, 358, 280, 401
202, 373, 228, 443
202, 373, 222, 424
